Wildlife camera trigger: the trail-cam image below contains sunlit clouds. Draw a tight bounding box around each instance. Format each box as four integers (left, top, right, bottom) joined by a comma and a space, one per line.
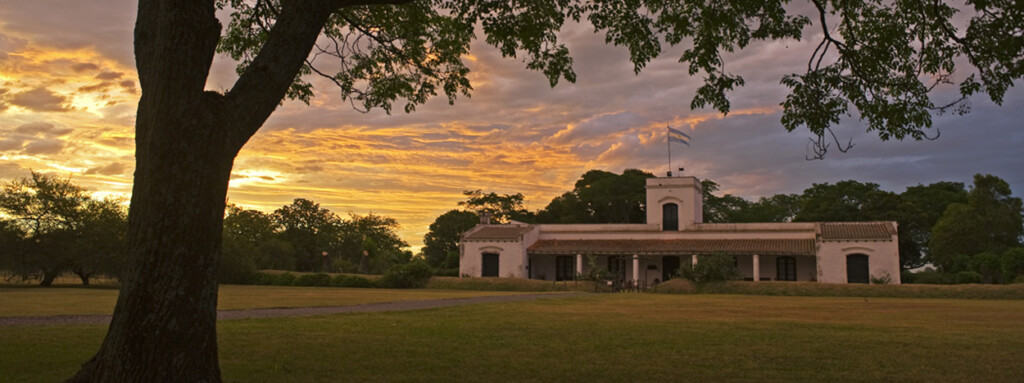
2, 1, 1023, 251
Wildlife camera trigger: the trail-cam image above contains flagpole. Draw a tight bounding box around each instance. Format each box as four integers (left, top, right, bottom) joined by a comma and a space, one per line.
666, 126, 672, 177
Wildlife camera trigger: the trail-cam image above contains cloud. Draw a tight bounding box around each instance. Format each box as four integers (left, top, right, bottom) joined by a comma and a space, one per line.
0, 138, 23, 151
95, 71, 123, 80
71, 62, 100, 73
9, 87, 71, 112
14, 121, 72, 136
85, 162, 126, 176
22, 138, 64, 154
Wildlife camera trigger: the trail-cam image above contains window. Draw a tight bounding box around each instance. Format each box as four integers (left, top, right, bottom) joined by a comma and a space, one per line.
481, 253, 499, 277
662, 203, 679, 231
776, 256, 796, 281
555, 256, 575, 281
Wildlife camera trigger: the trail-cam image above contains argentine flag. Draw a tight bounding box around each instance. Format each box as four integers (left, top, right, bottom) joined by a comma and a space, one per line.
667, 126, 691, 146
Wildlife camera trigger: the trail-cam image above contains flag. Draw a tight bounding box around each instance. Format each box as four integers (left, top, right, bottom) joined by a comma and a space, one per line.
667, 126, 691, 146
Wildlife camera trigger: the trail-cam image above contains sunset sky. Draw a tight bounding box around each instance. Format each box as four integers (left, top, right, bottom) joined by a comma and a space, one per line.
2, 2, 1022, 251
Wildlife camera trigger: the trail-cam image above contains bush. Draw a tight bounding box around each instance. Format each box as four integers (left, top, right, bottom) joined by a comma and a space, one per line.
271, 272, 296, 286
956, 271, 983, 284
377, 259, 433, 288
294, 273, 332, 286
433, 267, 459, 277
330, 274, 376, 288
1015, 275, 1024, 284
1001, 248, 1024, 283
254, 272, 275, 285
870, 272, 893, 285
910, 270, 955, 284
679, 254, 737, 285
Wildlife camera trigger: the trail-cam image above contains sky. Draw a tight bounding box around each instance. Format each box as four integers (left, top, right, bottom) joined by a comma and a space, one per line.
1, 2, 1022, 251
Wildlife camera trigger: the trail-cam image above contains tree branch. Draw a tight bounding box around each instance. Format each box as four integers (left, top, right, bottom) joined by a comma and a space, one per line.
223, 0, 413, 152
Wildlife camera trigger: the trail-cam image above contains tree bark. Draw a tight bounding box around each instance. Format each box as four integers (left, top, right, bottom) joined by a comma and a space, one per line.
76, 271, 92, 286
39, 270, 59, 287
68, 1, 336, 382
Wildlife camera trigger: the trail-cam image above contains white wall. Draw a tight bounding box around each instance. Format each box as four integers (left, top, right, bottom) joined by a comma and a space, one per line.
817, 240, 901, 284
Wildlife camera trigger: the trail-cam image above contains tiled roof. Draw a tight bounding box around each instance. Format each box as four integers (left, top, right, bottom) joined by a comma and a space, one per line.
463, 225, 533, 241
819, 222, 896, 241
527, 239, 816, 256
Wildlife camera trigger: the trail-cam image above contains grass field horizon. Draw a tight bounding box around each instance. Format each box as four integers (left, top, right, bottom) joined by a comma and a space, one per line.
2, 292, 1022, 382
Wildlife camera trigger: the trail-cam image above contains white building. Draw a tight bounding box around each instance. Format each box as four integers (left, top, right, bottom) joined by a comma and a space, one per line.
459, 176, 901, 285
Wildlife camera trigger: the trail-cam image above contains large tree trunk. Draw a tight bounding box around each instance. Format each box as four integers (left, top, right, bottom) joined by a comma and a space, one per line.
67, 1, 335, 381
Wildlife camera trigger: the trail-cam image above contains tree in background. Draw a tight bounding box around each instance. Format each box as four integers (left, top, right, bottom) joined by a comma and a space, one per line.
0, 172, 127, 286
273, 198, 343, 272
71, 199, 129, 285
336, 213, 410, 273
82, 0, 1024, 379
931, 174, 1023, 272
537, 169, 653, 224
897, 182, 969, 269
459, 190, 533, 223
422, 209, 478, 269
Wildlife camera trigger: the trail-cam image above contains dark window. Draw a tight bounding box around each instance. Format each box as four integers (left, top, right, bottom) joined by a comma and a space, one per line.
776, 256, 797, 281
555, 256, 575, 281
481, 253, 499, 277
662, 203, 679, 231
662, 256, 681, 281
608, 256, 627, 281
847, 254, 869, 284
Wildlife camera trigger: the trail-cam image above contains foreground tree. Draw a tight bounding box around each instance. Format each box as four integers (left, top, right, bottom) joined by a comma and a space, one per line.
73, 0, 1024, 381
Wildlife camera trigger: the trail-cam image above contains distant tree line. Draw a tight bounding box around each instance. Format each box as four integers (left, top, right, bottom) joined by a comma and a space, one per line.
0, 172, 127, 286
423, 170, 1024, 283
0, 172, 413, 286
220, 199, 412, 282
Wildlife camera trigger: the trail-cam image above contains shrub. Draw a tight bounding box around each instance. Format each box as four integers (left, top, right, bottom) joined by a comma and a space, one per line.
294, 273, 332, 286
900, 270, 915, 284
254, 272, 275, 285
330, 274, 376, 288
378, 259, 433, 288
679, 254, 737, 285
433, 267, 459, 277
1001, 248, 1024, 283
956, 271, 983, 284
911, 270, 955, 284
1015, 275, 1024, 284
271, 272, 296, 286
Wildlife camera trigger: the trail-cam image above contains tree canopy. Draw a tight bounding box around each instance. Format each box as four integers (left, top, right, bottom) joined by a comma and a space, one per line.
74, 0, 1024, 380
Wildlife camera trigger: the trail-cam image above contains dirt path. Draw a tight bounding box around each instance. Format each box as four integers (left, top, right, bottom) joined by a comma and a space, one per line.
0, 292, 582, 326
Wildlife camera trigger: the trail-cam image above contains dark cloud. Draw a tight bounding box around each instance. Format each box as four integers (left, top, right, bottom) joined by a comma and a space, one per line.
71, 62, 100, 73
9, 87, 71, 112
95, 71, 123, 80
22, 138, 64, 155
0, 138, 24, 151
86, 162, 126, 176
14, 121, 72, 136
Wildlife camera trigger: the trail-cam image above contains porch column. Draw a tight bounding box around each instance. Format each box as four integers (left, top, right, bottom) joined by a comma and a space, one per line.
576, 253, 583, 277
632, 254, 640, 283
691, 254, 698, 267
752, 254, 760, 282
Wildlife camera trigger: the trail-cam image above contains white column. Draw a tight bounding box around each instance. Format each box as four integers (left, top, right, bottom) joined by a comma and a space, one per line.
576, 253, 583, 277
691, 254, 698, 267
632, 254, 640, 283
753, 254, 760, 282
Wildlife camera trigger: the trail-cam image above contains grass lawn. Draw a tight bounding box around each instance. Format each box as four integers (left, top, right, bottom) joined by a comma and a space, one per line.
2, 294, 1022, 382
0, 285, 533, 317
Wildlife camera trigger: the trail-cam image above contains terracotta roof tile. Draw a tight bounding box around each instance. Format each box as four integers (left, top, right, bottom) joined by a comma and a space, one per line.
527, 239, 816, 256
819, 222, 896, 241
463, 225, 533, 241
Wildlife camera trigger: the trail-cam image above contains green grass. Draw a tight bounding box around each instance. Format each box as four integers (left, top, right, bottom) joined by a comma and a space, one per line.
0, 285, 533, 317
652, 279, 1024, 299
427, 276, 597, 292
2, 294, 1022, 382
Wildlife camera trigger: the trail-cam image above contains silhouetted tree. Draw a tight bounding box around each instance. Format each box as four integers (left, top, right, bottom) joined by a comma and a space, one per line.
422, 209, 478, 269
931, 174, 1023, 272
537, 169, 653, 223
82, 0, 1024, 380
459, 190, 533, 223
